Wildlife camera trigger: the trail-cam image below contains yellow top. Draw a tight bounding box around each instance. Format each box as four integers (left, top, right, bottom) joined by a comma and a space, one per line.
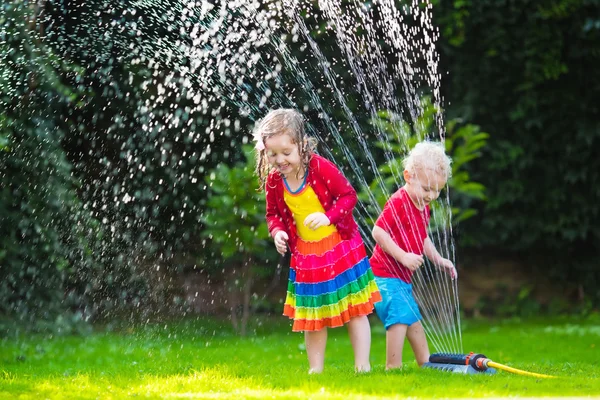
284, 182, 337, 241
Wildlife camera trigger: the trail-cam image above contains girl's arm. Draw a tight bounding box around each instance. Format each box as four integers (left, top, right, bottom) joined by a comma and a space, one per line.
316, 156, 357, 225
265, 178, 287, 237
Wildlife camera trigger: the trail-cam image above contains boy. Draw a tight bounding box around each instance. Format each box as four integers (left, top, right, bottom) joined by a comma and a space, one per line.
370, 140, 457, 370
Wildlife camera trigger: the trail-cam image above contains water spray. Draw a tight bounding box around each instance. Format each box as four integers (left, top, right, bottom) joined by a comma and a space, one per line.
423, 352, 555, 378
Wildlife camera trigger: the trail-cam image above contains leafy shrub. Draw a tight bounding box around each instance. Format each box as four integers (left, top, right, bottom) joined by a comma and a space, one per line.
200, 145, 279, 335
360, 98, 489, 231
434, 0, 600, 304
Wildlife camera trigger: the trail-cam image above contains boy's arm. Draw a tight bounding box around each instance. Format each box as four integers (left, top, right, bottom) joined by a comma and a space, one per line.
372, 226, 423, 269
424, 237, 457, 279
423, 237, 445, 265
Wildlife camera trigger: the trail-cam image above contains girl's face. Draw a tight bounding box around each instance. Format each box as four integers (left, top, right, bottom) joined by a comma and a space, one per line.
264, 132, 303, 179
403, 167, 447, 209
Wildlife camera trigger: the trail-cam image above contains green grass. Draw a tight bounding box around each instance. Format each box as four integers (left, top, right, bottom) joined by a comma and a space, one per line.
1, 315, 599, 399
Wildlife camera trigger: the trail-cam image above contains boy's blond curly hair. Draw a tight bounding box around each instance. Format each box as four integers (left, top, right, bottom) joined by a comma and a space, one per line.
403, 140, 452, 179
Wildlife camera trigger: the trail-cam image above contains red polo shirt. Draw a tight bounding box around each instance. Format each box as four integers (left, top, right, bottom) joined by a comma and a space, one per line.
370, 187, 430, 283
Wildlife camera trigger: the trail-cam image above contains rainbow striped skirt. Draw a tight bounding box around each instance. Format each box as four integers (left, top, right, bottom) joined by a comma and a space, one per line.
283, 231, 381, 331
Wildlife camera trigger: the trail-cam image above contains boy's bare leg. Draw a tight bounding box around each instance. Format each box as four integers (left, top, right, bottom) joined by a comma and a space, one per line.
407, 321, 430, 366
385, 323, 408, 369
347, 315, 371, 372
305, 328, 327, 373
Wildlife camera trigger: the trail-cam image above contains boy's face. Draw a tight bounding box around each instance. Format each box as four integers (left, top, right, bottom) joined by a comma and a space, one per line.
403, 167, 447, 209
264, 132, 303, 179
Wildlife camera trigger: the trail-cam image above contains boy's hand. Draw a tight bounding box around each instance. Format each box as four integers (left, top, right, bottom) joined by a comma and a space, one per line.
400, 252, 424, 271
440, 258, 457, 280
304, 212, 330, 230
273, 231, 289, 255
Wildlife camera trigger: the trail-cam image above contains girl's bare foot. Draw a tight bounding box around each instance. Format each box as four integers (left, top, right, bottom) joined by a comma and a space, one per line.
355, 364, 371, 373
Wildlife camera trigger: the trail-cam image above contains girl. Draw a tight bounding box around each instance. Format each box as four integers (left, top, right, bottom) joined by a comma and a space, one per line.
254, 108, 381, 373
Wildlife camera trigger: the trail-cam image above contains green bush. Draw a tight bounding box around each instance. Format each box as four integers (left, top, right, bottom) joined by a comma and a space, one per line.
360, 98, 489, 231
200, 145, 279, 334
434, 0, 600, 303
0, 3, 153, 334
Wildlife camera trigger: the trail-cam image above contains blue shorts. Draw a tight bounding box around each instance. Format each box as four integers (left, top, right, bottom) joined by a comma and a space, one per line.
374, 276, 422, 329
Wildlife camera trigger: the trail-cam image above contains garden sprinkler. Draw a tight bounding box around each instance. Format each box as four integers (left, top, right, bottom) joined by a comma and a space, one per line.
423, 352, 555, 378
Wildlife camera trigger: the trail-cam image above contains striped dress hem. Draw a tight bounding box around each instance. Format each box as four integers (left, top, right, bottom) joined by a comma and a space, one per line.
283, 231, 381, 332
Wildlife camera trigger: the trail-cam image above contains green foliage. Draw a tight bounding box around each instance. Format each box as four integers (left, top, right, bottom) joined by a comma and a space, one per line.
360, 98, 489, 230
474, 285, 542, 318
0, 3, 94, 331
200, 145, 279, 334
433, 0, 600, 302
0, 2, 155, 334
0, 119, 92, 331
201, 145, 275, 266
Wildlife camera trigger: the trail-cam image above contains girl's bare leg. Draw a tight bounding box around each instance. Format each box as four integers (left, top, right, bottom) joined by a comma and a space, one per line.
305, 328, 327, 373
347, 315, 372, 372
385, 323, 408, 369
406, 321, 430, 366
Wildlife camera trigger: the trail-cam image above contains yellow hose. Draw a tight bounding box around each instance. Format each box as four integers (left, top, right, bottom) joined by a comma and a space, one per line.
486, 360, 555, 379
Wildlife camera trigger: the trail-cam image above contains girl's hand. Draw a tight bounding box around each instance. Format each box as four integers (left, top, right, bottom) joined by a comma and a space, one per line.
303, 212, 330, 230
400, 252, 424, 271
273, 231, 289, 255
440, 258, 457, 280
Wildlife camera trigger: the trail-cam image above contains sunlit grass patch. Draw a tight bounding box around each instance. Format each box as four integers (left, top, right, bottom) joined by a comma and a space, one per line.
1, 315, 600, 399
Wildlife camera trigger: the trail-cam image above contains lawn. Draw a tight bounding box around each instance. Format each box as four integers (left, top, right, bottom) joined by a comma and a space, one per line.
1, 314, 599, 399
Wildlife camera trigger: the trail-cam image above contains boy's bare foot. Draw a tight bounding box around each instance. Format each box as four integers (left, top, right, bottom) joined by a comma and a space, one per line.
385, 364, 403, 371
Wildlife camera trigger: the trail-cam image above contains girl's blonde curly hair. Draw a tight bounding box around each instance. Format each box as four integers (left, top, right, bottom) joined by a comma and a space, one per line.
253, 108, 317, 190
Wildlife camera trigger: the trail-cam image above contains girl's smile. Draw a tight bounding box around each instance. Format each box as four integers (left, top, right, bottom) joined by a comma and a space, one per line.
264, 133, 303, 178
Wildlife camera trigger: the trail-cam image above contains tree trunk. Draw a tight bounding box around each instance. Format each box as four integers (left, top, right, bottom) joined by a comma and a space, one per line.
251, 253, 285, 315
24, 0, 47, 97
228, 267, 240, 334
240, 256, 253, 337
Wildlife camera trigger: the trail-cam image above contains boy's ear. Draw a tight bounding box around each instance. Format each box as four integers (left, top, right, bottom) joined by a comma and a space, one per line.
403, 169, 412, 182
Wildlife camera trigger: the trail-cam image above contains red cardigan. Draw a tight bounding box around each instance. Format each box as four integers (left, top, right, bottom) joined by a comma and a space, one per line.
265, 154, 359, 253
